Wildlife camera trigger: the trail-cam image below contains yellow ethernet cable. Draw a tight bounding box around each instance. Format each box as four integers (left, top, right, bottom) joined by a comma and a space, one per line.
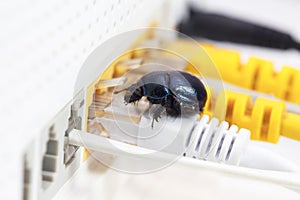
185, 44, 300, 104
163, 39, 300, 104
203, 89, 300, 143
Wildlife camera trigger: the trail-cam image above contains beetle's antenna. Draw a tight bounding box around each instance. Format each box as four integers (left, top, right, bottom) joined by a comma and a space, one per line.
97, 77, 127, 90
113, 88, 127, 94
114, 83, 140, 94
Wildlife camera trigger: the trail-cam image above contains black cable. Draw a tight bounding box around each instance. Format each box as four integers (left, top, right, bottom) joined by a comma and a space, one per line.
178, 7, 300, 51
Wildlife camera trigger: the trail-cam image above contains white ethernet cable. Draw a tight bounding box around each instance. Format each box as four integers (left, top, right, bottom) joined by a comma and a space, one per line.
68, 128, 300, 191
68, 112, 299, 173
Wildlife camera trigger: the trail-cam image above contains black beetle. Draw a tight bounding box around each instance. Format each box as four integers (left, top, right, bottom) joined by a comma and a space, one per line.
116, 70, 207, 126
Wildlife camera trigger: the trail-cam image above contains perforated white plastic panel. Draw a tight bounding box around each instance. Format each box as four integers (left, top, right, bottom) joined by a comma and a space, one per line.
0, 1, 166, 199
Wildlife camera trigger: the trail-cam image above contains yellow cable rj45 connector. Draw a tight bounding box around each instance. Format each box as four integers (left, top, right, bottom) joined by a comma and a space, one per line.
164, 39, 300, 103
186, 44, 300, 104
204, 90, 300, 143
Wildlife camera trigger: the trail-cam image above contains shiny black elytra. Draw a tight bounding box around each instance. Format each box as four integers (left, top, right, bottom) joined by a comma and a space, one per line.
116, 70, 207, 127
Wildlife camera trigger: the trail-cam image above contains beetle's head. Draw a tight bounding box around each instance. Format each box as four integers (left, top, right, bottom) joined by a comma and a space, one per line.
115, 83, 143, 104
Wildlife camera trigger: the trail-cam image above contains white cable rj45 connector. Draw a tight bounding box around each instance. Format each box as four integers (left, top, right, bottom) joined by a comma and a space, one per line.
68, 109, 299, 172
135, 112, 248, 166
183, 115, 249, 165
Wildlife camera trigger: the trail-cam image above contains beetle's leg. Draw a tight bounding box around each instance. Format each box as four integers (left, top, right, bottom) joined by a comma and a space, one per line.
198, 95, 207, 112
164, 95, 181, 117
151, 105, 166, 128
121, 84, 143, 104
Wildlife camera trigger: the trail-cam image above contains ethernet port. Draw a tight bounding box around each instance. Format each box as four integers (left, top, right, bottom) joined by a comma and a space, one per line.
64, 101, 83, 166
41, 126, 59, 189
23, 154, 31, 200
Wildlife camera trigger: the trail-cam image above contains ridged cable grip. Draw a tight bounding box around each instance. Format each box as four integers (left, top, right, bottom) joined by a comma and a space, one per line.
184, 115, 250, 165
203, 90, 300, 143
